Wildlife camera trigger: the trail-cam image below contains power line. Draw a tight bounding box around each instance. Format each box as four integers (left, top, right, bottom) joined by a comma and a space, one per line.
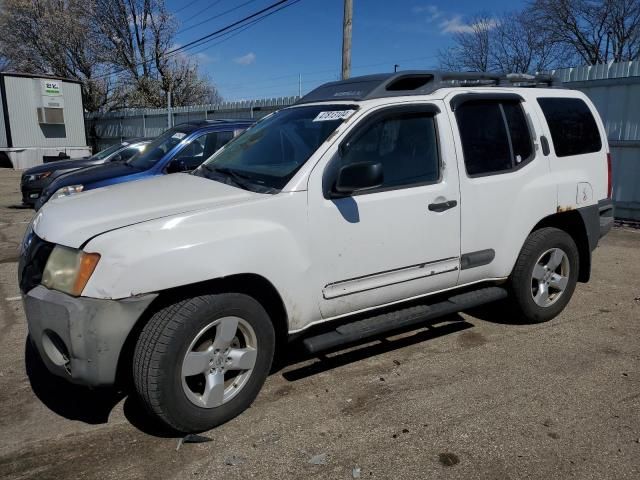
178, 0, 259, 34
173, 0, 205, 15
94, 0, 301, 81
176, 0, 300, 58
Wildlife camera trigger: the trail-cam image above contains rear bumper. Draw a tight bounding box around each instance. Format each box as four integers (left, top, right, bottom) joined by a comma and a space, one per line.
23, 285, 157, 387
598, 198, 614, 239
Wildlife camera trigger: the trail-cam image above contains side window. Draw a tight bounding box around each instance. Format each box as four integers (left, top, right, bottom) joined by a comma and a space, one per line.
537, 98, 602, 157
214, 131, 234, 152
339, 111, 440, 190
170, 132, 226, 171
502, 102, 533, 164
114, 146, 140, 162
455, 100, 533, 176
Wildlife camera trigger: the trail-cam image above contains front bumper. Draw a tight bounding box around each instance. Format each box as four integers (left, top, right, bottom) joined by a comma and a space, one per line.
24, 285, 157, 387
21, 185, 44, 206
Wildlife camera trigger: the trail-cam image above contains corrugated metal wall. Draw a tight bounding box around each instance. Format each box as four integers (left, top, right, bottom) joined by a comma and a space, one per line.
4, 76, 86, 148
85, 97, 298, 151
0, 88, 6, 148
554, 61, 640, 220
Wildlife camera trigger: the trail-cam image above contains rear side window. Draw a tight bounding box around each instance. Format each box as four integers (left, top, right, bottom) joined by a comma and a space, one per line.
455, 100, 533, 176
537, 98, 602, 157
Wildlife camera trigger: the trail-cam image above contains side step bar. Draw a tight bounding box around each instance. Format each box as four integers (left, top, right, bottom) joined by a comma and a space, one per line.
303, 286, 508, 354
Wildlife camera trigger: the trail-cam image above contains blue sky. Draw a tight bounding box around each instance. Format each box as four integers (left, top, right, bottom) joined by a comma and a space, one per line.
167, 0, 526, 101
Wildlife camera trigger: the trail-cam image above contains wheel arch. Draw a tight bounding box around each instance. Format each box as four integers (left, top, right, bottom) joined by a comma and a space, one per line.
529, 210, 591, 283
115, 273, 289, 386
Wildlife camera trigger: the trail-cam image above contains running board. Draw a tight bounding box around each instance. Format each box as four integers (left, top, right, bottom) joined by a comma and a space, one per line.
303, 286, 508, 354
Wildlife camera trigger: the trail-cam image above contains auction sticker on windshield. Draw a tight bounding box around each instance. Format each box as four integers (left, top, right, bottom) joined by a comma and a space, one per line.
313, 110, 355, 122
172, 132, 187, 140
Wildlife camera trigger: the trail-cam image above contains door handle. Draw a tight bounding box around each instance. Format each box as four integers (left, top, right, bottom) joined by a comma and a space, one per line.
540, 135, 550, 156
428, 200, 457, 212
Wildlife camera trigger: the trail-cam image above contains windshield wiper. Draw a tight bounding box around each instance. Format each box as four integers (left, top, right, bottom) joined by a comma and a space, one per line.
199, 165, 279, 194
203, 165, 253, 190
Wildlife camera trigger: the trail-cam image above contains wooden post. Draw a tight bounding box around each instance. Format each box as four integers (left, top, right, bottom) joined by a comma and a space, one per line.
341, 0, 352, 80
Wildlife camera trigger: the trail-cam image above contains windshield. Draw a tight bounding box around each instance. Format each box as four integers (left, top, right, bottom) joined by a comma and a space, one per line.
128, 126, 193, 170
90, 143, 125, 160
193, 105, 357, 192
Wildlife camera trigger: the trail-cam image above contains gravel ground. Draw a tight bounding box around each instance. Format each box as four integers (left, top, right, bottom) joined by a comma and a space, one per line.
0, 168, 639, 479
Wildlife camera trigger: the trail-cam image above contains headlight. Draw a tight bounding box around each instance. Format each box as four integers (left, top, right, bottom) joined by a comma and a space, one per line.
42, 245, 100, 296
52, 184, 84, 200
27, 171, 52, 182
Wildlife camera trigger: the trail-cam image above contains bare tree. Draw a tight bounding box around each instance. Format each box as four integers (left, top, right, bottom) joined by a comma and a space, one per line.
491, 12, 573, 73
0, 0, 220, 110
528, 0, 640, 64
605, 0, 640, 61
0, 0, 111, 111
438, 12, 567, 73
93, 0, 220, 108
438, 15, 494, 72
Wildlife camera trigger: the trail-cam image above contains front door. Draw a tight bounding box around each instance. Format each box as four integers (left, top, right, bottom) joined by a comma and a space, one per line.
308, 103, 461, 319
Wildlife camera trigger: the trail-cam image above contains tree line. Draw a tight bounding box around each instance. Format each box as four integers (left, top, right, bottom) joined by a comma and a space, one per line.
0, 0, 221, 112
439, 0, 640, 73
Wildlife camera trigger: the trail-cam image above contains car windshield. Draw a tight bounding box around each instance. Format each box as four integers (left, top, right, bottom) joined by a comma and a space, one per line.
127, 126, 193, 170
90, 143, 126, 161
193, 105, 357, 192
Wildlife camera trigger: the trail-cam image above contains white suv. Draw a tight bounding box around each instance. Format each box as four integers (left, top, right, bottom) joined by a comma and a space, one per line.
20, 71, 614, 432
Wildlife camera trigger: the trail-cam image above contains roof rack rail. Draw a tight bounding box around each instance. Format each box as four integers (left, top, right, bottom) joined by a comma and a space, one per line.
297, 70, 558, 104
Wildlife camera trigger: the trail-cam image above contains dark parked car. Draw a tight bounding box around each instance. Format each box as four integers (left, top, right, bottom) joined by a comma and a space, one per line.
36, 120, 254, 209
21, 139, 149, 207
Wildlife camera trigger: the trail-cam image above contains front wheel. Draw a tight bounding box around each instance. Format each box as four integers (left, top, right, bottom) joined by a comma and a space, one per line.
508, 227, 579, 323
133, 293, 275, 433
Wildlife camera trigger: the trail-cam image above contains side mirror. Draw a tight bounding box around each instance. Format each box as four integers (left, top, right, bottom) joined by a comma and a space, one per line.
111, 154, 123, 162
167, 159, 188, 173
333, 161, 383, 195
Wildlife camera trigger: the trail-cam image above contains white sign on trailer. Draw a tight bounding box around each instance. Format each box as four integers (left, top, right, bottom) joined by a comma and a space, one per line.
39, 79, 64, 108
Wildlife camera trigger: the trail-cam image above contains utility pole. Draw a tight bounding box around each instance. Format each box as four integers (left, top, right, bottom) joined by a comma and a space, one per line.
341, 0, 352, 80
298, 73, 302, 97
394, 64, 399, 73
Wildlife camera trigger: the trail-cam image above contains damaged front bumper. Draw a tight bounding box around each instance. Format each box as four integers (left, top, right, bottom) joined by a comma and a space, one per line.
23, 285, 157, 387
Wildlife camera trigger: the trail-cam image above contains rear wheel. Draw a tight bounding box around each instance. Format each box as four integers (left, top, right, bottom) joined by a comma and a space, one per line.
133, 293, 275, 433
508, 227, 579, 323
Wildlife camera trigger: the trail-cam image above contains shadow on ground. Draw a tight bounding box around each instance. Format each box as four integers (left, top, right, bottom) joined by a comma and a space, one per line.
25, 339, 125, 425
24, 300, 520, 437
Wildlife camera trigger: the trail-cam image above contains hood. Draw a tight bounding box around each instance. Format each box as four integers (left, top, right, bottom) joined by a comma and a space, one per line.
23, 158, 104, 176
46, 161, 138, 191
33, 174, 260, 248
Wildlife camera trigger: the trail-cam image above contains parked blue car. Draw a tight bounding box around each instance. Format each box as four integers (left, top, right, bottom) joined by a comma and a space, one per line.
21, 138, 149, 207
36, 119, 254, 209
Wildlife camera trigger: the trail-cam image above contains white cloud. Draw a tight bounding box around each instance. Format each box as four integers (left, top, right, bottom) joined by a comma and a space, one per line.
412, 4, 442, 22
194, 52, 219, 65
440, 15, 499, 34
234, 52, 256, 65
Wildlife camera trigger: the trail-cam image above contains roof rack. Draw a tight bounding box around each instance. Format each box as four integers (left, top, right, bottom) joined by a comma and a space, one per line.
296, 70, 558, 104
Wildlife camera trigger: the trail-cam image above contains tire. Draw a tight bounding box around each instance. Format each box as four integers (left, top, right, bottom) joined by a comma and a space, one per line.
133, 293, 275, 433
508, 227, 579, 323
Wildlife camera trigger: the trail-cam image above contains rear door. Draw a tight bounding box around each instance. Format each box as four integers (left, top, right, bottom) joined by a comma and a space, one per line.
448, 92, 556, 285
535, 95, 608, 205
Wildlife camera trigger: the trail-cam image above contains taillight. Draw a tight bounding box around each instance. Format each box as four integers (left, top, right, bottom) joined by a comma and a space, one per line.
607, 152, 612, 199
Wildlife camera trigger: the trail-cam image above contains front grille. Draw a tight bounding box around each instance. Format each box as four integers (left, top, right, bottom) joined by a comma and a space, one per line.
18, 234, 55, 293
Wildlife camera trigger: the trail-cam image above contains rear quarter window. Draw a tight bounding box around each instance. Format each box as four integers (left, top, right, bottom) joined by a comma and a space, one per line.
537, 98, 602, 157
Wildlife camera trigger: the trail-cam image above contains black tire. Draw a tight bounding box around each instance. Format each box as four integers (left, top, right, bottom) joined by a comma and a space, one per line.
133, 293, 275, 433
508, 227, 579, 323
